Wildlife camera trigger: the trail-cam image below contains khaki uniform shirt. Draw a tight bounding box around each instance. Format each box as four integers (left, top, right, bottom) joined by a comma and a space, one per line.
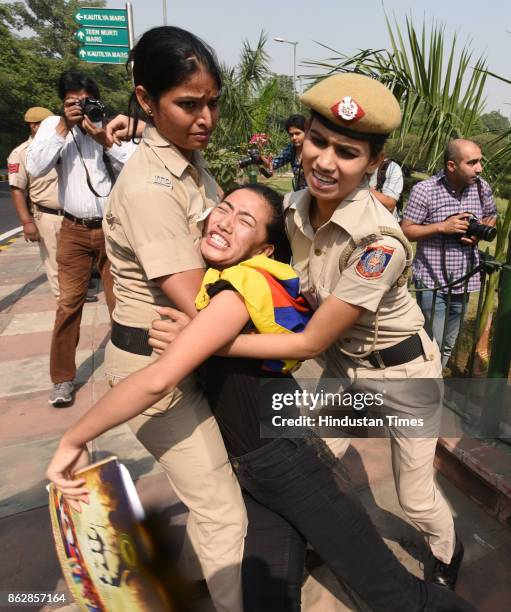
104, 125, 220, 328
7, 138, 60, 209
285, 185, 425, 369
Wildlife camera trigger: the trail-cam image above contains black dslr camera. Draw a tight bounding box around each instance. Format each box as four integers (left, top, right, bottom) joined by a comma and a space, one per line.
78, 97, 106, 123
461, 214, 496, 242
239, 146, 263, 169
239, 146, 272, 178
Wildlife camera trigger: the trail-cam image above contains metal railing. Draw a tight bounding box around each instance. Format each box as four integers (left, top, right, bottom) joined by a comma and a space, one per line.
409, 251, 503, 378
409, 246, 511, 442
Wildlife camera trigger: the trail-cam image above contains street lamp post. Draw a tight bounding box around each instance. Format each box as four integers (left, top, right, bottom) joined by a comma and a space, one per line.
274, 37, 299, 96
162, 0, 167, 25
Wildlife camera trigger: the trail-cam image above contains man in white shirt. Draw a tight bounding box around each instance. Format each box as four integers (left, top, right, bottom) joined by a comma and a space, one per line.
27, 71, 135, 406
369, 158, 404, 220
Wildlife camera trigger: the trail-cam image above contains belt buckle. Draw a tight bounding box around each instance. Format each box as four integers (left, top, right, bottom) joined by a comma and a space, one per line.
83, 217, 101, 228
372, 350, 386, 369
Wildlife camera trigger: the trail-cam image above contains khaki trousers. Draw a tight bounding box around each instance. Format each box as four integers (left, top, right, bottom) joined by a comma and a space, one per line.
323, 329, 456, 564
105, 341, 246, 612
33, 210, 62, 298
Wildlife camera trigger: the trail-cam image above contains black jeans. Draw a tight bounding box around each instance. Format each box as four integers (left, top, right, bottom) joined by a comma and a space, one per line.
233, 433, 476, 612
242, 491, 306, 611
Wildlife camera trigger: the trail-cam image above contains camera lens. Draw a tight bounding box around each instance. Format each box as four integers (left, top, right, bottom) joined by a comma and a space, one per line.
84, 104, 104, 123
467, 219, 497, 242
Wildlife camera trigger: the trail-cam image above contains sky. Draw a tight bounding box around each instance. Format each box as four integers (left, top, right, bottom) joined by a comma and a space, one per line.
108, 0, 511, 115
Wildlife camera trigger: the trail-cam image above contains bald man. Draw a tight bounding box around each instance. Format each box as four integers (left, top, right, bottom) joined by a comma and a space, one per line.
402, 139, 497, 367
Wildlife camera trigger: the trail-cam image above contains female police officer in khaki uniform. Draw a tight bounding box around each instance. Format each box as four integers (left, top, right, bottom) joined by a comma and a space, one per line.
209, 73, 462, 592
102, 27, 245, 612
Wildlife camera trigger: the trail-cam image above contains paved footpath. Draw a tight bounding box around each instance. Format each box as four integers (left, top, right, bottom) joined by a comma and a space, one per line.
0, 235, 510, 611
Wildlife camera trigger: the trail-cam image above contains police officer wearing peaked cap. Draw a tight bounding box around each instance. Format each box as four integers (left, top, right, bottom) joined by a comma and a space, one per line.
8, 106, 63, 298
281, 72, 464, 591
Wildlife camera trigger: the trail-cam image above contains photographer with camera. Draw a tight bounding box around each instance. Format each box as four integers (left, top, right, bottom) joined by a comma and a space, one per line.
261, 115, 307, 190
27, 71, 135, 406
402, 139, 497, 367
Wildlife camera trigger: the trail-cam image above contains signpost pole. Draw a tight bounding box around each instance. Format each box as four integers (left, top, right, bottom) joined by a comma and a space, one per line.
126, 2, 135, 84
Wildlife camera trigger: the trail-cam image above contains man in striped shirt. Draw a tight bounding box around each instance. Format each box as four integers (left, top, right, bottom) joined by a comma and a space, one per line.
27, 71, 135, 406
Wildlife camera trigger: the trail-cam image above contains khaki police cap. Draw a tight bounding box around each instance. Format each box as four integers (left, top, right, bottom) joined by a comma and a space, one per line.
301, 73, 401, 141
24, 107, 53, 123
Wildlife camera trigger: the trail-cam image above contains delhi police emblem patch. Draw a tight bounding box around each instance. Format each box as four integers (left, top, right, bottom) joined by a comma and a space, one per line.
355, 245, 394, 279
330, 96, 365, 122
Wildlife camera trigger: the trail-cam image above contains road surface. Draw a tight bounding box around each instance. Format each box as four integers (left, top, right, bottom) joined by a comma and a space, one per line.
0, 182, 21, 238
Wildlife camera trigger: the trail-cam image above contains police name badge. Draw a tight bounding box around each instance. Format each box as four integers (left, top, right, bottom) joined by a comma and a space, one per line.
330, 96, 365, 123
356, 246, 394, 279
152, 175, 172, 188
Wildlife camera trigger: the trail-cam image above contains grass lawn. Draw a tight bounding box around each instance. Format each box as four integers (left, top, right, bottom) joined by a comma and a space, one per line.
261, 174, 293, 195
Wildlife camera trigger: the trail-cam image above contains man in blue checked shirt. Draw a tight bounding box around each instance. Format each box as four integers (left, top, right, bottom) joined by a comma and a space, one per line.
402, 139, 497, 367
262, 114, 307, 191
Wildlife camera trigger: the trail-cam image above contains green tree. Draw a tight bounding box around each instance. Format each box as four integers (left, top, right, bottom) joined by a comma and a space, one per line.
479, 110, 510, 134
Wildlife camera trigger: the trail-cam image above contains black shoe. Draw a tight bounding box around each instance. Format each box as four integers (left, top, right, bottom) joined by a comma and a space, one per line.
431, 536, 464, 590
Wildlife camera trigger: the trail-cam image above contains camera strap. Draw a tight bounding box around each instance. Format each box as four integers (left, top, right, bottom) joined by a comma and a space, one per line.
71, 129, 116, 199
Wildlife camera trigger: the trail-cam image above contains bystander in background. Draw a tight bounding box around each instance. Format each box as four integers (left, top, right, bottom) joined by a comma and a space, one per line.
369, 157, 404, 220
402, 139, 497, 367
263, 114, 307, 191
7, 107, 63, 298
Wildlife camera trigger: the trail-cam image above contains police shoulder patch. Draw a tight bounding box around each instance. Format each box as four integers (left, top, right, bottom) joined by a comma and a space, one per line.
8, 163, 20, 174
355, 245, 395, 279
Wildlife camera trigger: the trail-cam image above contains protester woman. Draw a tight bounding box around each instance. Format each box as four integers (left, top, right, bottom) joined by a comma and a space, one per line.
98, 26, 247, 612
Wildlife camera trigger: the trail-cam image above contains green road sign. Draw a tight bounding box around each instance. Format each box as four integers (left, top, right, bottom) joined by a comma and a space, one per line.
74, 8, 127, 28
74, 26, 129, 46
77, 45, 129, 64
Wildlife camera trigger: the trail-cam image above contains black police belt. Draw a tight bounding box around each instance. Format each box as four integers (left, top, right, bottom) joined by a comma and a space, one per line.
111, 320, 152, 356
112, 320, 433, 366
34, 204, 64, 216
63, 211, 103, 229
364, 326, 433, 369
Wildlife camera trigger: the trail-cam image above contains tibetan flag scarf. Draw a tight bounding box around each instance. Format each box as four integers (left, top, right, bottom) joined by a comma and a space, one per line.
195, 255, 311, 373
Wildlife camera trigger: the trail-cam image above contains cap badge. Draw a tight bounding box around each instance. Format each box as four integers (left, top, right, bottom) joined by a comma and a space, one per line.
330, 96, 365, 122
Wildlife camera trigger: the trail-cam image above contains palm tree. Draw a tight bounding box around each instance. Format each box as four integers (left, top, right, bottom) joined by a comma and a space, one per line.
302, 15, 488, 172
